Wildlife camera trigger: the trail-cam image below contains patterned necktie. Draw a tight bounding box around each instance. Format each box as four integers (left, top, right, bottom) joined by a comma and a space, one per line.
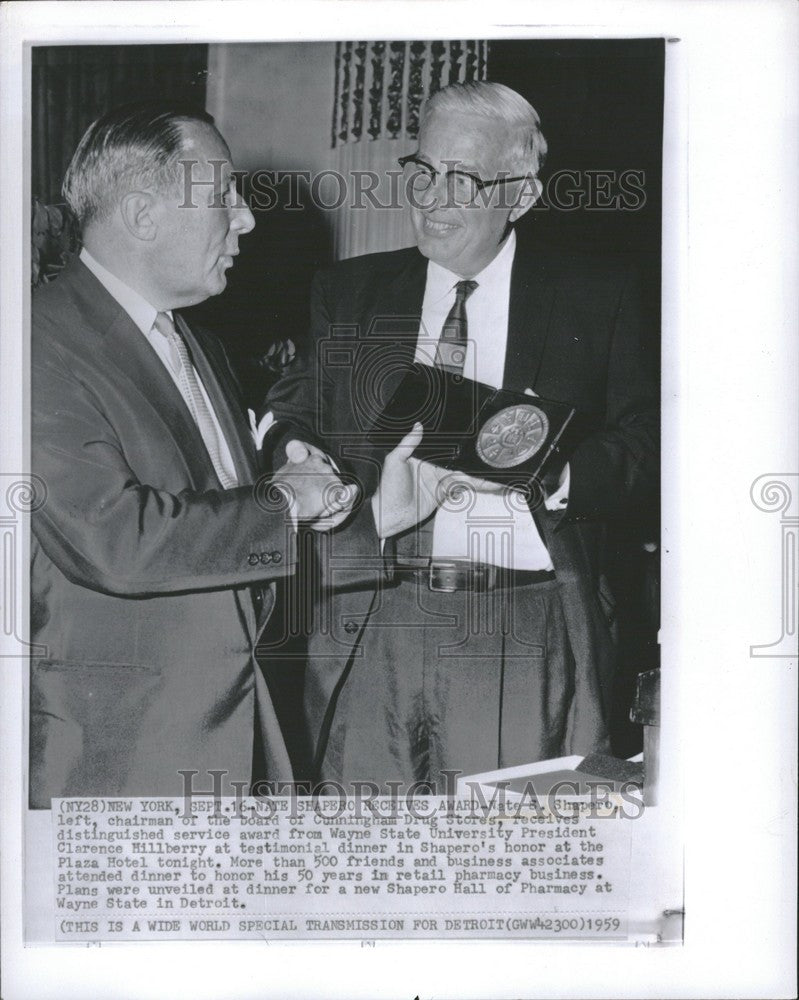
152, 312, 238, 489
434, 279, 478, 374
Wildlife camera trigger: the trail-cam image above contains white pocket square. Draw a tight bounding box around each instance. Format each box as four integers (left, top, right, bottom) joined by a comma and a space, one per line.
248, 408, 276, 450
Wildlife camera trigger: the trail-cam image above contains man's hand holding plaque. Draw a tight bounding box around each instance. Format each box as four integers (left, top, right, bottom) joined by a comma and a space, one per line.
367, 364, 576, 494
372, 423, 536, 540
371, 423, 444, 538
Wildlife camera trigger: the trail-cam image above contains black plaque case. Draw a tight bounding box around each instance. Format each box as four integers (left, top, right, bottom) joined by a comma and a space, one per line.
366, 364, 576, 487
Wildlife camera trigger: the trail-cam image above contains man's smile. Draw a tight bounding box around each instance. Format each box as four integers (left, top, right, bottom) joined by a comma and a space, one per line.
420, 215, 461, 235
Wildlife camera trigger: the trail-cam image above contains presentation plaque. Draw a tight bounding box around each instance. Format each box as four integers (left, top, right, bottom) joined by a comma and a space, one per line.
367, 364, 576, 487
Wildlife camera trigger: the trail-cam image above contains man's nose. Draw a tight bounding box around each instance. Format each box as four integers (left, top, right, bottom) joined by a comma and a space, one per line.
229, 189, 256, 234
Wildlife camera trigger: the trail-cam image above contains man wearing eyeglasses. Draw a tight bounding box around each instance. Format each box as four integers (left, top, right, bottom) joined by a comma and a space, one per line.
267, 81, 658, 792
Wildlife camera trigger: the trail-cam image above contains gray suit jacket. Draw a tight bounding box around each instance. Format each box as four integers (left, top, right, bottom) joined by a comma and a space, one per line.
30, 258, 300, 806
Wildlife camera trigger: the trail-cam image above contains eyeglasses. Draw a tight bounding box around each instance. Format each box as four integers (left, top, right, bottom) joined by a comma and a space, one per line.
398, 154, 531, 206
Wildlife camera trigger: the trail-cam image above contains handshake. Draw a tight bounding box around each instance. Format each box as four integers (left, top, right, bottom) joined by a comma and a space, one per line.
271, 425, 502, 537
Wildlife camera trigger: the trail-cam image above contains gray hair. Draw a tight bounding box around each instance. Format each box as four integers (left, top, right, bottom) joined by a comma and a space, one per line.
62, 102, 219, 229
423, 81, 548, 177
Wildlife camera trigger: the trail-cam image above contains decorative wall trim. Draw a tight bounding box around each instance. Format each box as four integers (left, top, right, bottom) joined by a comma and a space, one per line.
332, 40, 488, 148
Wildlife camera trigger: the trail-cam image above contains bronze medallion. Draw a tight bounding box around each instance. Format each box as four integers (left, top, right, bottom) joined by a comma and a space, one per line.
475, 403, 550, 468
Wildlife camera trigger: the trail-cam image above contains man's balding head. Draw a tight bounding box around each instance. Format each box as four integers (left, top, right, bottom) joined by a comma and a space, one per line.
62, 102, 221, 231
64, 102, 254, 310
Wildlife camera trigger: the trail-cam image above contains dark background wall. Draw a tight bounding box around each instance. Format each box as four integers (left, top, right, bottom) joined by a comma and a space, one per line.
483, 40, 664, 754
32, 45, 208, 204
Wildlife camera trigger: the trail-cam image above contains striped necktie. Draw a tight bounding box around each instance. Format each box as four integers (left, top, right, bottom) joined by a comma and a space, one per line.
152, 312, 238, 489
434, 279, 478, 374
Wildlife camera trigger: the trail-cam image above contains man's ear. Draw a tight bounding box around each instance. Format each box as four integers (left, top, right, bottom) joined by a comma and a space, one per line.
508, 176, 543, 223
120, 191, 158, 241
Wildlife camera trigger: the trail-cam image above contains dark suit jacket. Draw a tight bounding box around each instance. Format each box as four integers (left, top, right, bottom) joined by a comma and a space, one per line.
267, 233, 659, 762
29, 258, 301, 806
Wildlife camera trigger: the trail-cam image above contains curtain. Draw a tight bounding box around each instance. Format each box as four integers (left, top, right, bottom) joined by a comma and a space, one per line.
330, 41, 488, 259
32, 45, 208, 205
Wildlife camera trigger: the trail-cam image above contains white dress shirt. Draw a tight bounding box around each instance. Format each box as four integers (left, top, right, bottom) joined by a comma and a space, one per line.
415, 232, 568, 571
80, 248, 239, 486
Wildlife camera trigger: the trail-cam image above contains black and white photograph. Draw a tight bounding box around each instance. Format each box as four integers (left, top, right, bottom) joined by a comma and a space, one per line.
22, 25, 669, 942
1, 2, 796, 999
27, 36, 661, 804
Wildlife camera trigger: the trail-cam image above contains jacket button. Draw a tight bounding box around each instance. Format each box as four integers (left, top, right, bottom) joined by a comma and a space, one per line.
344, 620, 359, 634
260, 552, 272, 565
248, 553, 260, 566
271, 551, 282, 564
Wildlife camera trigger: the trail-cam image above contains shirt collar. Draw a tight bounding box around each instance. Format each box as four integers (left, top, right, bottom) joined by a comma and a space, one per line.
424, 229, 517, 303
80, 248, 168, 336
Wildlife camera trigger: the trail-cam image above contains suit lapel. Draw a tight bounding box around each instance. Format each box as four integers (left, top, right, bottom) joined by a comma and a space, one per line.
503, 237, 558, 394
378, 239, 559, 395
345, 250, 427, 487
66, 260, 261, 643
370, 248, 428, 356
68, 261, 215, 482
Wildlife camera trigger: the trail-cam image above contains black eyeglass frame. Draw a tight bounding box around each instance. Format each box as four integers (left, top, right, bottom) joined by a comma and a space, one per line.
397, 153, 531, 194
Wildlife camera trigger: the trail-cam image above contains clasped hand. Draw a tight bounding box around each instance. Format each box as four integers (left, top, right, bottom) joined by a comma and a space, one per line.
271, 440, 358, 531
271, 424, 510, 538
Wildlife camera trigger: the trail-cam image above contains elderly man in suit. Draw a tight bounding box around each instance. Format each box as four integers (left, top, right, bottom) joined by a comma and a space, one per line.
29, 102, 384, 806
267, 81, 658, 792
